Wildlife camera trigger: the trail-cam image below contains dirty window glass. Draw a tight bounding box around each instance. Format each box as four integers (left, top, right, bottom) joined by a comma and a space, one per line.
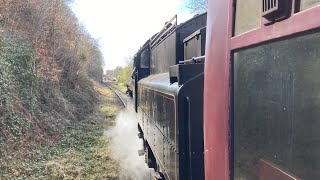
233, 31, 320, 180
234, 0, 262, 36
300, 0, 320, 11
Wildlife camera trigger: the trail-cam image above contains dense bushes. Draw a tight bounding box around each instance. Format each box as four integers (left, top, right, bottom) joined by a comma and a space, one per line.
0, 0, 104, 147
0, 37, 38, 141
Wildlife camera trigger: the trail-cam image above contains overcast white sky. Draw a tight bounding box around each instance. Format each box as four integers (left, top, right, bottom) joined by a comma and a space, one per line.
71, 0, 192, 71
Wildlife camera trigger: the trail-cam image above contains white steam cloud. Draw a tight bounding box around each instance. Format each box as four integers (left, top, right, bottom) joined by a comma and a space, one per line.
105, 103, 154, 180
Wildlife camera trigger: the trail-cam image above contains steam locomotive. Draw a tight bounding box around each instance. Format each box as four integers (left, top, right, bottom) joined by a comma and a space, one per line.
131, 0, 320, 179
131, 13, 207, 180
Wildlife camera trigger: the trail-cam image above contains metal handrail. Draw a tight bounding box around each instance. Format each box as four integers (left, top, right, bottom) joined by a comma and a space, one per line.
150, 14, 177, 47
179, 55, 205, 64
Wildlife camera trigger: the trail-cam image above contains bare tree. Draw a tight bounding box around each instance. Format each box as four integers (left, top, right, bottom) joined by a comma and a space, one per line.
185, 0, 208, 14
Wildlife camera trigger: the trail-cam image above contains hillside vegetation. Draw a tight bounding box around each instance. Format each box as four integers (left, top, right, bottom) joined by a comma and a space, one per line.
0, 0, 106, 168
0, 82, 121, 179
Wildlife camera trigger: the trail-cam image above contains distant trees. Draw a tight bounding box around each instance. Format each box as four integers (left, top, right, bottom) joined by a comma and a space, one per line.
185, 0, 208, 14
111, 57, 133, 84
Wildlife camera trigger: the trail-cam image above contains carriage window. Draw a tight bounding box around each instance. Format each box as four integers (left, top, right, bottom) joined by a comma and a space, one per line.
300, 0, 320, 11
234, 0, 262, 36
233, 31, 320, 180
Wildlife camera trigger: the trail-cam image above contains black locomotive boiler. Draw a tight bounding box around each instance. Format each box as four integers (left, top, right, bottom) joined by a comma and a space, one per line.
131, 13, 207, 180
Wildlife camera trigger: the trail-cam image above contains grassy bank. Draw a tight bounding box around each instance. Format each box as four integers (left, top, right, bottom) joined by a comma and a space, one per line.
0, 82, 121, 179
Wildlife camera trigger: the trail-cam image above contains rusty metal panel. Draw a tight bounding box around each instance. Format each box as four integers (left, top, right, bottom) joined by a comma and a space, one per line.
233, 31, 320, 180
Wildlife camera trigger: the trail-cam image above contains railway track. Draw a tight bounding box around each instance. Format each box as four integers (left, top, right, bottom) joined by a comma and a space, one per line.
104, 82, 127, 108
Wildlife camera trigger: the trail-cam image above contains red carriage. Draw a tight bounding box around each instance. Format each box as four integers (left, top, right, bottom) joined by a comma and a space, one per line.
204, 0, 320, 179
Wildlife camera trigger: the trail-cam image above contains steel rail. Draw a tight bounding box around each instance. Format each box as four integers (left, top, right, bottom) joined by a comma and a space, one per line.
104, 82, 126, 108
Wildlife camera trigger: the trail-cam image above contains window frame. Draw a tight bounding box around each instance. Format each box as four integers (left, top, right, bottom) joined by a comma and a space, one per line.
204, 0, 320, 180
232, 1, 320, 50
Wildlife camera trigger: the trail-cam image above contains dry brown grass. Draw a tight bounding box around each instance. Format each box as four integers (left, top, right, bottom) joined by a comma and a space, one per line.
0, 82, 121, 179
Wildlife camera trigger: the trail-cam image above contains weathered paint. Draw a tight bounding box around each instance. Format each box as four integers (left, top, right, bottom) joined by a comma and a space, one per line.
204, 0, 233, 179
204, 1, 320, 180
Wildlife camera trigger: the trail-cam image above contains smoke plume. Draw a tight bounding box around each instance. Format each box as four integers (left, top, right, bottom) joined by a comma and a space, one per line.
105, 103, 153, 180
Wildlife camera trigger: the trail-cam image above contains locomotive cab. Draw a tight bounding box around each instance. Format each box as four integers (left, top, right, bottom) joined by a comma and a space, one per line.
132, 43, 151, 112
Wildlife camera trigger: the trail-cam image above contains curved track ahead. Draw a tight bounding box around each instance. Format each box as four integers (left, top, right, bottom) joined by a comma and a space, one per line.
103, 82, 127, 108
